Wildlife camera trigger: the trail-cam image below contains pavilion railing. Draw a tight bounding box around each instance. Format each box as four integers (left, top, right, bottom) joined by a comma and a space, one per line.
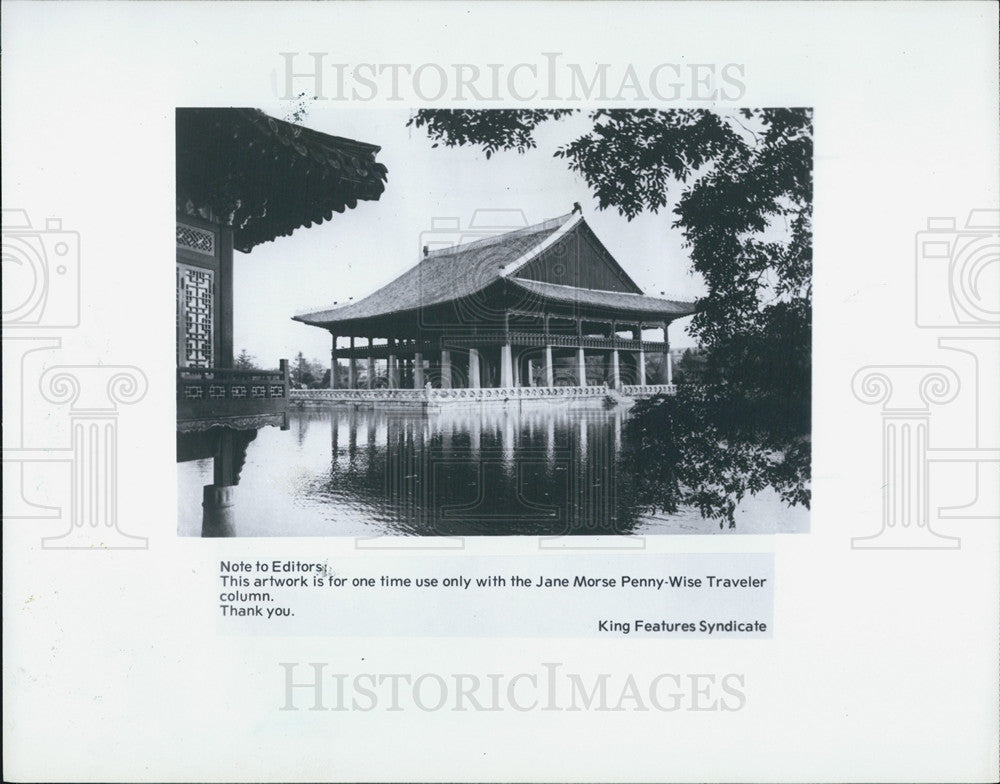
619, 384, 677, 397
291, 384, 676, 404
177, 360, 290, 426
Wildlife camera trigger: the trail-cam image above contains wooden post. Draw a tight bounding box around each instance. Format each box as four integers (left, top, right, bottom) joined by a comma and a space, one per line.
219, 227, 234, 368
577, 346, 587, 386
638, 348, 646, 386
612, 349, 620, 389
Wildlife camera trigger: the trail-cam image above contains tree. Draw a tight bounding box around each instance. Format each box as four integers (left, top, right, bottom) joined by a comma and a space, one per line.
234, 349, 259, 371
410, 108, 811, 397
674, 348, 708, 385
409, 108, 812, 525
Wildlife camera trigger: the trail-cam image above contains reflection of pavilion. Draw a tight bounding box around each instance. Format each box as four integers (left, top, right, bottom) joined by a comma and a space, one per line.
293, 213, 694, 399
320, 405, 633, 536
174, 108, 387, 534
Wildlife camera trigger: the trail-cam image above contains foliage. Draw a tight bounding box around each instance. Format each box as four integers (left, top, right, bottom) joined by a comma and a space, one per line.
673, 349, 708, 385
283, 92, 316, 124
620, 384, 810, 527
407, 109, 574, 158
234, 349, 259, 371
291, 351, 329, 389
409, 107, 812, 524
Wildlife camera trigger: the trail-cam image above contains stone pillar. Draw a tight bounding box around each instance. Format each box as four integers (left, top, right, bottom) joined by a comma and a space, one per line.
329, 334, 338, 389
468, 348, 481, 389
202, 484, 236, 537
577, 346, 587, 386
440, 350, 452, 389
661, 323, 672, 385
545, 344, 554, 387
414, 352, 424, 388
347, 337, 356, 389
638, 348, 646, 386
387, 339, 398, 388
500, 344, 514, 388
612, 349, 621, 389
366, 351, 374, 390
527, 359, 535, 387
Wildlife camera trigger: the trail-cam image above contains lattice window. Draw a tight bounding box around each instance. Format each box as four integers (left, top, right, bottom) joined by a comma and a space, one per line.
177, 264, 214, 368
270, 385, 285, 398
176, 223, 216, 256
208, 385, 226, 399
184, 386, 204, 399
231, 386, 247, 398
251, 385, 266, 398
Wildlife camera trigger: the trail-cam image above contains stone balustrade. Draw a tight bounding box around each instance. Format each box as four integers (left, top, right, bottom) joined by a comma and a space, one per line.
292, 383, 677, 405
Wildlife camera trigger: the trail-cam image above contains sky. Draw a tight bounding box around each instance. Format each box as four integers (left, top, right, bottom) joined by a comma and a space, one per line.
232, 106, 706, 366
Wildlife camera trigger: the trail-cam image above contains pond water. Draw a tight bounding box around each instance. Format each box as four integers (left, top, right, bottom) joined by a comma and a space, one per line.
177, 406, 809, 537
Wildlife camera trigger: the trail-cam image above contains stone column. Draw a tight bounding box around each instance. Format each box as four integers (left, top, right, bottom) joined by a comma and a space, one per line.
545, 344, 554, 387
347, 337, 356, 389
468, 348, 481, 389
638, 348, 646, 386
387, 339, 398, 389
329, 334, 338, 389
577, 346, 587, 386
527, 358, 535, 387
440, 350, 452, 389
414, 351, 425, 388
366, 344, 374, 390
661, 323, 672, 384
612, 349, 621, 389
500, 343, 514, 388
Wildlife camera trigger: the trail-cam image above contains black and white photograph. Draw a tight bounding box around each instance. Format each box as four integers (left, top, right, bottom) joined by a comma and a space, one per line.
176, 106, 813, 537
5, 2, 997, 782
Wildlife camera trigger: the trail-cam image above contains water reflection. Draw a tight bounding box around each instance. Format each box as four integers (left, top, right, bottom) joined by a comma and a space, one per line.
177, 406, 809, 537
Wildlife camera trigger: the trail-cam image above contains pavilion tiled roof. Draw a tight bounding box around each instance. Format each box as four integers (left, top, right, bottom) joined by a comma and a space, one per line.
507, 277, 695, 318
293, 213, 694, 328
176, 108, 388, 252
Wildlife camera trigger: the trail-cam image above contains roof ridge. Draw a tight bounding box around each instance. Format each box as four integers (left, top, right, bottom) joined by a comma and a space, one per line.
424, 212, 574, 259
297, 213, 579, 320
